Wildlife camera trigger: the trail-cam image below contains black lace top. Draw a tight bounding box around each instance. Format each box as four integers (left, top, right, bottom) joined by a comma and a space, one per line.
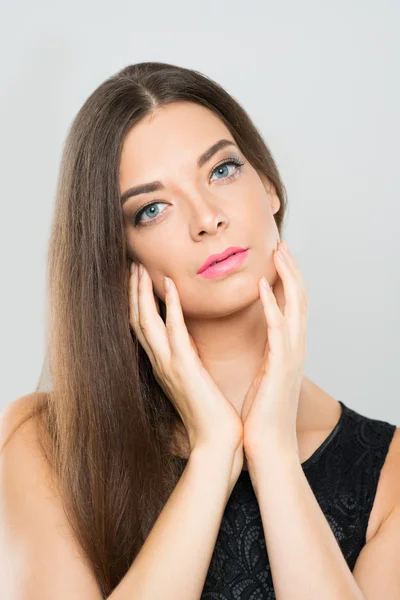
181, 400, 398, 599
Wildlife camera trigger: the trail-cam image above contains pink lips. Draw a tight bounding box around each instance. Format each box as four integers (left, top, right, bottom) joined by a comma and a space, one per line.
197, 246, 248, 274
197, 249, 249, 279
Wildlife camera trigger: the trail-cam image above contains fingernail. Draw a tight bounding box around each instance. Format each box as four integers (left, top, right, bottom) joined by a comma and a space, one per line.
139, 264, 144, 278
281, 242, 288, 253
261, 277, 270, 290
130, 263, 136, 274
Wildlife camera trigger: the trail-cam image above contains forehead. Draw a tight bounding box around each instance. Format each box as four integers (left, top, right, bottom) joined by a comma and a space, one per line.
119, 102, 233, 186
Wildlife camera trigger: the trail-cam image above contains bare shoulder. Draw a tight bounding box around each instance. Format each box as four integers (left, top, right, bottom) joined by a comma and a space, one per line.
367, 425, 400, 543
377, 425, 400, 511
304, 380, 400, 543
0, 393, 102, 599
352, 426, 400, 594
0, 392, 38, 429
0, 393, 44, 458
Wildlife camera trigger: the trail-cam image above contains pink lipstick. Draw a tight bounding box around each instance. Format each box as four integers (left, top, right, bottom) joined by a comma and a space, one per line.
197, 249, 249, 279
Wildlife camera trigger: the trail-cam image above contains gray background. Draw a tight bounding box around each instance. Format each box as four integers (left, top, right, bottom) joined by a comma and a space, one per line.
1, 1, 399, 425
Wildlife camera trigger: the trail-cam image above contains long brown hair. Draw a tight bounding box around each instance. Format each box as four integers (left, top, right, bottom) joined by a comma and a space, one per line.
2, 62, 288, 598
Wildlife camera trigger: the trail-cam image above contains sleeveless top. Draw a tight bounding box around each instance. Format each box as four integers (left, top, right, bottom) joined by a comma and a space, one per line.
177, 400, 397, 599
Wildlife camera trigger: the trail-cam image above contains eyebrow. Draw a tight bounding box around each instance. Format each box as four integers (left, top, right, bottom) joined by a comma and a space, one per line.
120, 138, 238, 206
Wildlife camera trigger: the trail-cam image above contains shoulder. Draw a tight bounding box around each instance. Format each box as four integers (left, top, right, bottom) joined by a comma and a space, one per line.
0, 394, 102, 598
367, 425, 400, 542
352, 426, 400, 592
0, 392, 57, 513
0, 392, 35, 422
0, 391, 42, 425
378, 425, 400, 510
0, 392, 44, 451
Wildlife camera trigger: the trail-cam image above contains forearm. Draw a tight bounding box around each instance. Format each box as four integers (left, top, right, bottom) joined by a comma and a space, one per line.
109, 443, 239, 600
249, 447, 365, 600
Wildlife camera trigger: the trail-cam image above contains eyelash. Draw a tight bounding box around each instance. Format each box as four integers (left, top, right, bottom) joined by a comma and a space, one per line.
133, 156, 245, 227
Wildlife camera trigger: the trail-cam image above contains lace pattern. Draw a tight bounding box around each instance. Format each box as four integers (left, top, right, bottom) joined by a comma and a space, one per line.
198, 401, 397, 599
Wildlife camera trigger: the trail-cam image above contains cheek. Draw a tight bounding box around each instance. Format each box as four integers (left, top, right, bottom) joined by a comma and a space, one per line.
244, 191, 276, 230
255, 216, 280, 259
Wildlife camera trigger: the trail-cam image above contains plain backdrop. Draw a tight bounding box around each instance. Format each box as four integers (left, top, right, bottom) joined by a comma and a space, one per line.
0, 0, 399, 425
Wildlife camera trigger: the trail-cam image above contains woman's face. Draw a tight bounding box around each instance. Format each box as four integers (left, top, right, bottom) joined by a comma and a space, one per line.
119, 101, 281, 318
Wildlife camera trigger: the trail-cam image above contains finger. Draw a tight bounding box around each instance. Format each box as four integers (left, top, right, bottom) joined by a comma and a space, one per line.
279, 243, 308, 298
273, 246, 308, 346
188, 332, 200, 357
129, 263, 157, 362
259, 277, 290, 363
138, 266, 170, 362
164, 277, 198, 363
282, 246, 308, 358
153, 291, 161, 316
271, 273, 285, 315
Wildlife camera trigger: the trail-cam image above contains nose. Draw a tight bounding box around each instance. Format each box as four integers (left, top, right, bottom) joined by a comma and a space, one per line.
186, 192, 229, 239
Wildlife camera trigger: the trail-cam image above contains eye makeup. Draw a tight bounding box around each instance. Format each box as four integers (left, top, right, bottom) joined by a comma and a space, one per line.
132, 154, 245, 227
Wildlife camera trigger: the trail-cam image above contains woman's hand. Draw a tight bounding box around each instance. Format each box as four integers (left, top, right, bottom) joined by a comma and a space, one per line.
240, 242, 308, 459
129, 262, 244, 462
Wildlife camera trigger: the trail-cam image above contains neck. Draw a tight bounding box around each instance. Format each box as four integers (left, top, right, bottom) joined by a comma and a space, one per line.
184, 295, 316, 433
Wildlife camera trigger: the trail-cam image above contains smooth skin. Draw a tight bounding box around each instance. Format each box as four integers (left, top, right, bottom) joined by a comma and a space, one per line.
129, 239, 307, 475
120, 101, 326, 462
120, 102, 289, 431
240, 242, 308, 468
129, 258, 245, 484
121, 101, 400, 596
1, 101, 399, 599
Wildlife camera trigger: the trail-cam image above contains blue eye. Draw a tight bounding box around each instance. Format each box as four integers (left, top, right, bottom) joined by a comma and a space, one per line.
209, 157, 245, 182
134, 201, 167, 226
134, 156, 245, 226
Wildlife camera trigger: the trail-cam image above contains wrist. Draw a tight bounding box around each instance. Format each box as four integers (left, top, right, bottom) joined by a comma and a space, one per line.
190, 439, 244, 487
245, 441, 300, 471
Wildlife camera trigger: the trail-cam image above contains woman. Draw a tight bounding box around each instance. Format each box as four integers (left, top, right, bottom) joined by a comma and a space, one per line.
1, 61, 399, 599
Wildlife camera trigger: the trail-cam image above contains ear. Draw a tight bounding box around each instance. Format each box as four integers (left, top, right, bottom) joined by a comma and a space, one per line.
259, 173, 281, 215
